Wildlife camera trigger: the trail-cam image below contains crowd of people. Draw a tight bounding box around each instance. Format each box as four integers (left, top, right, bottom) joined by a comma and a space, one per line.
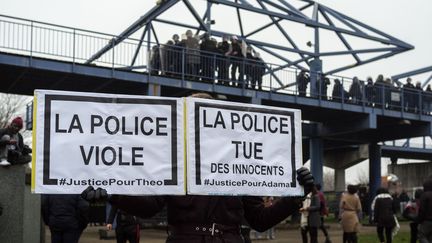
297, 72, 432, 114
146, 30, 432, 115
149, 30, 266, 90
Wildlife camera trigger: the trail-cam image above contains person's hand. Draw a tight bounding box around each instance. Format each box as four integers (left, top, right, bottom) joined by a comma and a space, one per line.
296, 167, 314, 186
106, 224, 113, 231
296, 167, 314, 195
81, 186, 108, 203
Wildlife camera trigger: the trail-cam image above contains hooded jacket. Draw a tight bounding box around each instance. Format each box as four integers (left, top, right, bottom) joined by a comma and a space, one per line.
418, 178, 432, 223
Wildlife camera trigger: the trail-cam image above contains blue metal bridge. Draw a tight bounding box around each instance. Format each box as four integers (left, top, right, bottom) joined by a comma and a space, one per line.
1, 1, 431, 199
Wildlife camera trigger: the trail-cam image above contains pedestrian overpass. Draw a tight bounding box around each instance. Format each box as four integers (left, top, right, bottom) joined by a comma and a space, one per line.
1, 1, 431, 200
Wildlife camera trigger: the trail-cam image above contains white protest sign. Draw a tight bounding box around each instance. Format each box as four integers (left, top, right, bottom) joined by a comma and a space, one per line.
186, 98, 303, 196
32, 90, 184, 195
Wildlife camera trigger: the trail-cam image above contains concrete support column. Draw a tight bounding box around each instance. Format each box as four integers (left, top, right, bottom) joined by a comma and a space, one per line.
310, 137, 323, 187
368, 143, 381, 221
147, 83, 161, 96
334, 168, 346, 192
0, 166, 41, 243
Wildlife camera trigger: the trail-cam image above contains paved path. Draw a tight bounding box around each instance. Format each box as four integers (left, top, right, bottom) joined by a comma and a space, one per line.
45, 221, 411, 243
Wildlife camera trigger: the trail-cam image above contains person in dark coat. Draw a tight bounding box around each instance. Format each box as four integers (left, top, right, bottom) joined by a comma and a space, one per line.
200, 33, 218, 82
424, 84, 432, 115
107, 205, 140, 243
216, 36, 230, 85
403, 189, 423, 243
403, 78, 415, 112
372, 188, 397, 243
82, 167, 314, 243
348, 77, 363, 104
297, 70, 310, 97
418, 177, 432, 243
414, 81, 423, 113
42, 194, 90, 243
332, 79, 347, 103
364, 77, 375, 106
300, 185, 321, 243
250, 52, 265, 90
374, 74, 385, 108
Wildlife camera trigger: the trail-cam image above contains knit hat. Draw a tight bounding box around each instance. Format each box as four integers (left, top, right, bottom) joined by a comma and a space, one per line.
11, 117, 23, 129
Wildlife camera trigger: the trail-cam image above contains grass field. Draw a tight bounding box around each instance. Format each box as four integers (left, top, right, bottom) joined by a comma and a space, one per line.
359, 231, 411, 243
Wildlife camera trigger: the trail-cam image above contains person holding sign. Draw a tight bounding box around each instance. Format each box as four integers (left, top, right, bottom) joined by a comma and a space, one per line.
81, 167, 314, 243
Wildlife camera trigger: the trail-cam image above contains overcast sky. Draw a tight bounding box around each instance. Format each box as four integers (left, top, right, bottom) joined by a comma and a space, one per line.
2, 0, 431, 185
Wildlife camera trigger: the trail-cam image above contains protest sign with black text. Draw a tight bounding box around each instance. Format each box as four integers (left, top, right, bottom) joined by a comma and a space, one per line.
186, 98, 303, 196
32, 90, 184, 195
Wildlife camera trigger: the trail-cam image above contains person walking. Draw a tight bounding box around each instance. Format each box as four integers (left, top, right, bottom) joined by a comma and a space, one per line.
403, 189, 423, 243
316, 184, 332, 243
42, 194, 90, 243
371, 187, 398, 243
107, 205, 141, 243
300, 185, 321, 243
418, 177, 432, 243
339, 185, 362, 243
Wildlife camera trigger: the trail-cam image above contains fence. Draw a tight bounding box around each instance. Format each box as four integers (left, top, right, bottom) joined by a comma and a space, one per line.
1, 14, 431, 115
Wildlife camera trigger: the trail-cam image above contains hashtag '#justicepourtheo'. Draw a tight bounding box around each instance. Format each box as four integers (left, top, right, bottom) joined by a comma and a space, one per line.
59, 178, 66, 185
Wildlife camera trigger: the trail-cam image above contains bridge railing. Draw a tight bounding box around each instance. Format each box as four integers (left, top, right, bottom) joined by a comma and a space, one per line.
382, 136, 432, 149
1, 15, 432, 115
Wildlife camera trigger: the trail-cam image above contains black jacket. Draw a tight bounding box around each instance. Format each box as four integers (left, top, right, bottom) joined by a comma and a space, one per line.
373, 195, 396, 227
418, 178, 432, 223
42, 194, 90, 231
110, 195, 300, 243
107, 205, 139, 228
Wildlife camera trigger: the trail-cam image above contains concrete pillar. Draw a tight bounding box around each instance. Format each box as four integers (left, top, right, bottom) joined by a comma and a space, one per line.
335, 168, 346, 192
310, 138, 323, 187
368, 144, 381, 222
147, 83, 161, 96
0, 166, 41, 243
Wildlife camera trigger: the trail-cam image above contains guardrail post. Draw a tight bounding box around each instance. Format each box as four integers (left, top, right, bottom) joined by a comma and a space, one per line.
72, 29, 76, 64
30, 21, 33, 57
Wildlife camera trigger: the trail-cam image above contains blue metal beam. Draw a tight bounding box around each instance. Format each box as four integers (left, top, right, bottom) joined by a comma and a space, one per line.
130, 26, 148, 67
245, 19, 282, 38
276, 0, 309, 19
211, 30, 315, 56
391, 66, 432, 81
209, 0, 408, 47
319, 8, 361, 63
85, 0, 179, 64
319, 5, 413, 50
319, 5, 365, 36
320, 47, 399, 57
254, 45, 307, 70
183, 0, 209, 32
256, 0, 307, 62
235, 0, 245, 37
325, 49, 404, 75
154, 18, 202, 31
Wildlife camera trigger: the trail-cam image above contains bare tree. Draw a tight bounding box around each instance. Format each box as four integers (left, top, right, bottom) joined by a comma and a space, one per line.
354, 167, 369, 185
0, 93, 30, 127
0, 93, 32, 142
